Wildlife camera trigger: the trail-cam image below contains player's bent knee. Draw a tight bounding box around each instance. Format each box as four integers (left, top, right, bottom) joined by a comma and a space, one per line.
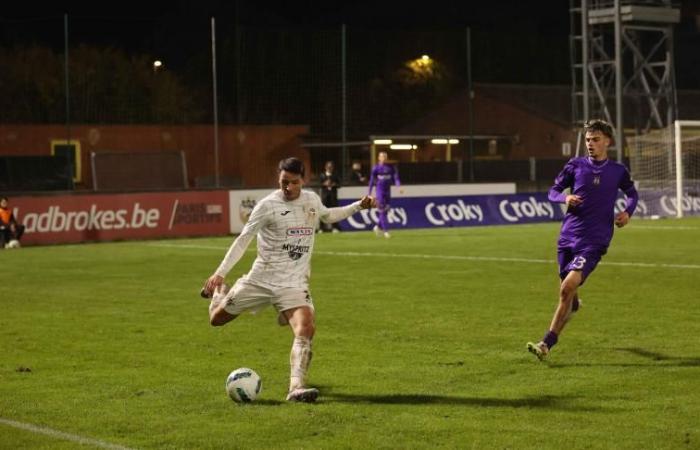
291, 319, 315, 338
298, 322, 315, 338
286, 307, 315, 337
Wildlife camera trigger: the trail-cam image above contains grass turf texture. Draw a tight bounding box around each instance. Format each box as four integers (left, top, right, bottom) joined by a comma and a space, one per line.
1, 219, 699, 449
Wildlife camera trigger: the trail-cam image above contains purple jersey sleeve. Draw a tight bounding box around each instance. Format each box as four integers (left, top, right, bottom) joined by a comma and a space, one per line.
619, 166, 638, 216
548, 159, 576, 203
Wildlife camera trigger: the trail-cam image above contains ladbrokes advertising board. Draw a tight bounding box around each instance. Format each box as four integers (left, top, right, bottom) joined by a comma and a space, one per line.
11, 191, 229, 245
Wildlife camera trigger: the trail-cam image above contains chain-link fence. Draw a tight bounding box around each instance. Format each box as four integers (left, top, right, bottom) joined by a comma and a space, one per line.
1, 14, 574, 192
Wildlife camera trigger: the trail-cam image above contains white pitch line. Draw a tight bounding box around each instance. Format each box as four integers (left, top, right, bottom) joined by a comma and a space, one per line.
146, 242, 700, 270
632, 225, 699, 230
312, 250, 700, 270
0, 418, 135, 450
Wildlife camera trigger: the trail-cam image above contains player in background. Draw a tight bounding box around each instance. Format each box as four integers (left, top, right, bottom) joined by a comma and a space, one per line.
527, 119, 639, 361
202, 157, 375, 402
368, 150, 401, 238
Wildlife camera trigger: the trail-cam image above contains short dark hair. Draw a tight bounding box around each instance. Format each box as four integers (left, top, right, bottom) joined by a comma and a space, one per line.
584, 119, 614, 139
278, 157, 305, 178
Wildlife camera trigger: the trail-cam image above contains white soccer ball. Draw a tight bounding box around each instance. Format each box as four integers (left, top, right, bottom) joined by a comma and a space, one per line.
5, 239, 20, 249
225, 368, 262, 403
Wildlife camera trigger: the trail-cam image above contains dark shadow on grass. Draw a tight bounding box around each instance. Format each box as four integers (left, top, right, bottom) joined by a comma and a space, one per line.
549, 347, 700, 368
615, 347, 700, 366
251, 399, 285, 406
322, 393, 603, 411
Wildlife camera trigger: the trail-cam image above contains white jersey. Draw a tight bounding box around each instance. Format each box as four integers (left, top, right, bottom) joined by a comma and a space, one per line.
215, 189, 361, 289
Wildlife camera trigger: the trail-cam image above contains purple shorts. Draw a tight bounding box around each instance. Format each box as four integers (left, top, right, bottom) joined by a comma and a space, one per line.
557, 246, 606, 284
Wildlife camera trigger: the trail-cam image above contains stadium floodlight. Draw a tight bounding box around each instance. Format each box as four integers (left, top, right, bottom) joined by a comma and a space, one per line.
373, 139, 393, 145
390, 144, 417, 150
431, 139, 459, 145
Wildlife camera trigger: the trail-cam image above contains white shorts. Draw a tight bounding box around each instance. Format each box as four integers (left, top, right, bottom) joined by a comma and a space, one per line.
222, 277, 314, 324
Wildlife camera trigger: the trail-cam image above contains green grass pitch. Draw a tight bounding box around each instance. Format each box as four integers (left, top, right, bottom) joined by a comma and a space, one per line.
1, 219, 699, 449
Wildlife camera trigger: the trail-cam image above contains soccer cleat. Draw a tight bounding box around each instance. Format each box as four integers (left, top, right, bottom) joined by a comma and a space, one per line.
332, 228, 340, 234
383, 232, 391, 239
373, 225, 381, 236
526, 341, 550, 361
286, 387, 319, 403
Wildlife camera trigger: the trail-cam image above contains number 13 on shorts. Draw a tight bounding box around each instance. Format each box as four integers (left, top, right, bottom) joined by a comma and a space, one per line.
571, 256, 587, 270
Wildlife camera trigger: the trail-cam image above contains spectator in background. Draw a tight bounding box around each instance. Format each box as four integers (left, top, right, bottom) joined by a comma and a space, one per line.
368, 151, 401, 238
350, 161, 367, 185
0, 197, 25, 249
318, 161, 342, 233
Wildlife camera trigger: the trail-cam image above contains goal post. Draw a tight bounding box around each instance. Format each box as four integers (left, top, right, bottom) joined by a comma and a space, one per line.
675, 120, 700, 218
627, 120, 700, 218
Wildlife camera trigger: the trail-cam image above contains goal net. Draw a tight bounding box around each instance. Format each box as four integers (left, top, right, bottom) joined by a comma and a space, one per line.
627, 120, 700, 218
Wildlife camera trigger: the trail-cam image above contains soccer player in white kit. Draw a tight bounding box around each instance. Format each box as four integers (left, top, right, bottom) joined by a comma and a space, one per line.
203, 157, 375, 402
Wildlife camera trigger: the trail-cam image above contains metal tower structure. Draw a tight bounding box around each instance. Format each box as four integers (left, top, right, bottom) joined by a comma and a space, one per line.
570, 0, 681, 159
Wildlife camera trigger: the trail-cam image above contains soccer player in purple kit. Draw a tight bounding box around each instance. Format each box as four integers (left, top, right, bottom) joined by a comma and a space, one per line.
368, 150, 401, 238
527, 119, 639, 361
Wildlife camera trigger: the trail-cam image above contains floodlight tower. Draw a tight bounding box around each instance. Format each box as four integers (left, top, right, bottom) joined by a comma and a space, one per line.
569, 0, 681, 159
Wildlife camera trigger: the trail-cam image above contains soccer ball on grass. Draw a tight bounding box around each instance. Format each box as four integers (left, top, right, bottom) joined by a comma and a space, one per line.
5, 239, 20, 249
225, 368, 262, 403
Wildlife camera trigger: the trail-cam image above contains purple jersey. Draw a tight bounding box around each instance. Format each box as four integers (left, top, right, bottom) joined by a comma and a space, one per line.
549, 157, 638, 249
368, 163, 400, 199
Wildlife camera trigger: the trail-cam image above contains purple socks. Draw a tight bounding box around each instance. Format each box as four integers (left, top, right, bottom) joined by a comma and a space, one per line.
543, 330, 558, 349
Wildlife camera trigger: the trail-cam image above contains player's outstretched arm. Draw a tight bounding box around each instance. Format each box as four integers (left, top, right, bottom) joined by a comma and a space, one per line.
321, 196, 375, 224
359, 195, 376, 209
201, 201, 269, 297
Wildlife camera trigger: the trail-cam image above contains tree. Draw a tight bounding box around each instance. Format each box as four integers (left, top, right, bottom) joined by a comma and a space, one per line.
0, 44, 206, 124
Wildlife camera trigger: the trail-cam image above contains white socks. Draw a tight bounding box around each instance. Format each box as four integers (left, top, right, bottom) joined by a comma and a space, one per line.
289, 336, 313, 391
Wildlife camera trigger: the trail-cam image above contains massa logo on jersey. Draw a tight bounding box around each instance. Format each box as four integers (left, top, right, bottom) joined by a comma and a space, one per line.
286, 227, 314, 237
282, 243, 310, 260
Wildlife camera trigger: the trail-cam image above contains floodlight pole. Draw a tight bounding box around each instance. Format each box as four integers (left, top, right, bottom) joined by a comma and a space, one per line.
614, 0, 623, 162
466, 27, 475, 182
64, 14, 71, 147
64, 13, 75, 188
211, 17, 221, 188
341, 24, 348, 182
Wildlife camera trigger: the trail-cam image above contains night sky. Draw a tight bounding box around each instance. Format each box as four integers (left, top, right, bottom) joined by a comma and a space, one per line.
1, 1, 699, 88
